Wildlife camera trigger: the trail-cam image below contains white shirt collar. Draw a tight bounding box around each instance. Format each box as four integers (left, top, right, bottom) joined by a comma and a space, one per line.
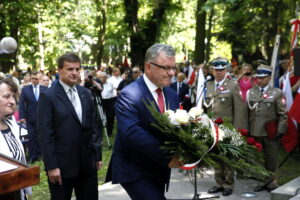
59, 80, 77, 93
32, 84, 39, 88
143, 74, 160, 93
215, 77, 226, 86
260, 84, 269, 92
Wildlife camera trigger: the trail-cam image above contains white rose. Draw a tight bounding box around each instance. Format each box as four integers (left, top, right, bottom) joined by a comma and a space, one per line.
217, 128, 226, 141
174, 109, 190, 125
165, 110, 175, 117
165, 110, 179, 125
188, 107, 203, 119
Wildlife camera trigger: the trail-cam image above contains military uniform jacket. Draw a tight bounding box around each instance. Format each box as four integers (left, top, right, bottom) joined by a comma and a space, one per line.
247, 86, 288, 137
204, 79, 247, 129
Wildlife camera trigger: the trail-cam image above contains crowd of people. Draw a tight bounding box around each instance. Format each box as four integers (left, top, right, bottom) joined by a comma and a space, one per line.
0, 43, 299, 200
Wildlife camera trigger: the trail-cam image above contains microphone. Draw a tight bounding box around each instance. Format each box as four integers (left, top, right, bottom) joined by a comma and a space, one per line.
205, 75, 212, 83
0, 37, 17, 54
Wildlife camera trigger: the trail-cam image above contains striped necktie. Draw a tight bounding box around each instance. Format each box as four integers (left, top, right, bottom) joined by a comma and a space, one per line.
69, 87, 82, 123
34, 86, 39, 101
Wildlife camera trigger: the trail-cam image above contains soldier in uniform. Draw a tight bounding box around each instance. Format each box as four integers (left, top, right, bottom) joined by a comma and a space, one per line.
204, 57, 246, 196
246, 64, 287, 192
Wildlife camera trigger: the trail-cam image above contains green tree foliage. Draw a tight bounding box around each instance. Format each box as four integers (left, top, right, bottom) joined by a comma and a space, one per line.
213, 0, 297, 64
0, 0, 298, 72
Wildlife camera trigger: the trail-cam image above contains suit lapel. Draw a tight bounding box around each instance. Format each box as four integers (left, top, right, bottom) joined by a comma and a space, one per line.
163, 87, 173, 111
29, 85, 36, 101
138, 77, 160, 112
55, 83, 81, 123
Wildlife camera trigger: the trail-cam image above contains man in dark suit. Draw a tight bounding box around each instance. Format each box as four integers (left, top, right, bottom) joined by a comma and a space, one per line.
106, 44, 183, 200
19, 71, 47, 163
37, 53, 102, 200
170, 72, 191, 111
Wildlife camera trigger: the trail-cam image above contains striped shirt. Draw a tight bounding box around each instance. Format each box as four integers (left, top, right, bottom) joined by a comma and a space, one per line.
1, 127, 26, 164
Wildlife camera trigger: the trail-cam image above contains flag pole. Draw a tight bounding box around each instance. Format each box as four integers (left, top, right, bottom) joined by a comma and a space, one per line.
270, 35, 281, 87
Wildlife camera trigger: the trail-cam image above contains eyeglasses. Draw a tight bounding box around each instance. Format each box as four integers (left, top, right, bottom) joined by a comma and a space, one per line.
132, 71, 139, 73
148, 62, 176, 71
31, 78, 39, 80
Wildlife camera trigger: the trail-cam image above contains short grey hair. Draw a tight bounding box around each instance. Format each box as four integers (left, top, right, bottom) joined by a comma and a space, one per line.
98, 71, 107, 77
145, 43, 175, 62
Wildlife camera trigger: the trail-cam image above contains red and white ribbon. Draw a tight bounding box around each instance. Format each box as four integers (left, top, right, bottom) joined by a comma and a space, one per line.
180, 116, 219, 170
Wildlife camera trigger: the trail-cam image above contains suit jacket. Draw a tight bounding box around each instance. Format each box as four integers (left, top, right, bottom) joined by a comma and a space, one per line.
170, 81, 189, 102
247, 86, 288, 137
107, 76, 179, 185
204, 79, 247, 129
37, 81, 102, 178
19, 84, 47, 124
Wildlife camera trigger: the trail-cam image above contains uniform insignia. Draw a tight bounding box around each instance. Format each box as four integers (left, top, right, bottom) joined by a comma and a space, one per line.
219, 86, 225, 91
281, 97, 286, 105
263, 93, 269, 99
220, 90, 229, 94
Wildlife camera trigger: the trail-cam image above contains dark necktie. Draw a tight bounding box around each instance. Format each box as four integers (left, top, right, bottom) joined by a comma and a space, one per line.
177, 82, 181, 94
156, 88, 165, 113
260, 88, 264, 96
215, 83, 219, 91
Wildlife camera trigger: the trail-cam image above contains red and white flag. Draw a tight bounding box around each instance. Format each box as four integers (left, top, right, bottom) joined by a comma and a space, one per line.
187, 65, 196, 86
289, 87, 300, 123
282, 72, 293, 110
281, 73, 299, 152
290, 19, 300, 56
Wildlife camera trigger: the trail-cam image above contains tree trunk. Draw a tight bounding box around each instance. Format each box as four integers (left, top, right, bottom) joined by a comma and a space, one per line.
194, 0, 207, 65
124, 0, 171, 67
205, 6, 214, 63
92, 0, 107, 68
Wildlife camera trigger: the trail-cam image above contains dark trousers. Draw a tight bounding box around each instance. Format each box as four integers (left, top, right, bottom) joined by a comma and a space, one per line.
121, 178, 166, 200
102, 97, 116, 136
27, 123, 41, 161
48, 172, 98, 200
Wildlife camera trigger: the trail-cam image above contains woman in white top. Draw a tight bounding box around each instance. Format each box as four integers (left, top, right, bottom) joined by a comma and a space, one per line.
0, 77, 31, 200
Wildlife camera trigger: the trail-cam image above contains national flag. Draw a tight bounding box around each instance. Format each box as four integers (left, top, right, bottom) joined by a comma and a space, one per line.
123, 57, 129, 67
289, 87, 300, 123
281, 73, 299, 152
195, 68, 205, 108
187, 65, 196, 86
290, 19, 300, 56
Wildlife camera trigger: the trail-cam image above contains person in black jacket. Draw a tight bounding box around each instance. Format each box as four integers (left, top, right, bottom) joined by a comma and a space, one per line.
37, 53, 102, 200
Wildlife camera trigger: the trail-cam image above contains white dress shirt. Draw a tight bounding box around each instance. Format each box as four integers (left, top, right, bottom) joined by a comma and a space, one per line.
143, 74, 165, 107
59, 80, 82, 123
